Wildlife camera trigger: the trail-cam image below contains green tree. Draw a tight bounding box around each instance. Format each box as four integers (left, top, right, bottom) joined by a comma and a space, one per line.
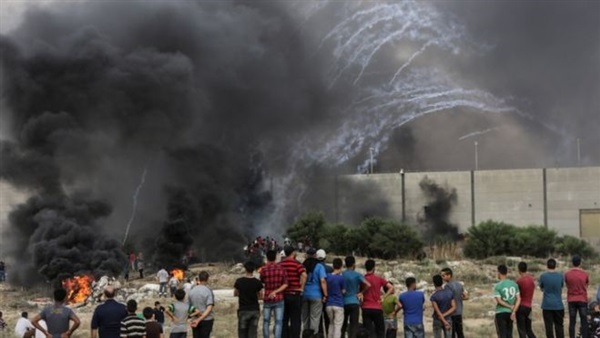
513, 226, 557, 257
287, 211, 327, 246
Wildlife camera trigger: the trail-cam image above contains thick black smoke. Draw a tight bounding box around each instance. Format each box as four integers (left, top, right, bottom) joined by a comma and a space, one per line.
0, 1, 331, 284
418, 177, 459, 242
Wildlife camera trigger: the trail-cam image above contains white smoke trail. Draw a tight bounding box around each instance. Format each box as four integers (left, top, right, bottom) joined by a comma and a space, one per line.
458, 128, 499, 141
122, 167, 148, 245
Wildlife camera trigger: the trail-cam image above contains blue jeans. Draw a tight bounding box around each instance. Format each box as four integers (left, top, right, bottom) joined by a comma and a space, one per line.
263, 301, 284, 338
404, 323, 425, 338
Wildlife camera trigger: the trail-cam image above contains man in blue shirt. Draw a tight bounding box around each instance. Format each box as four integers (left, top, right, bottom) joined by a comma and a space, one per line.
91, 286, 128, 338
342, 256, 370, 338
539, 258, 564, 338
302, 248, 328, 333
399, 277, 425, 338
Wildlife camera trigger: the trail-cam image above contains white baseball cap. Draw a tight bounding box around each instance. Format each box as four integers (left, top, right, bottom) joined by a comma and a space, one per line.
316, 249, 326, 260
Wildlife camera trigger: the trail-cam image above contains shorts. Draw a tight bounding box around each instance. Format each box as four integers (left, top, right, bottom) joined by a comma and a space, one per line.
385, 317, 398, 331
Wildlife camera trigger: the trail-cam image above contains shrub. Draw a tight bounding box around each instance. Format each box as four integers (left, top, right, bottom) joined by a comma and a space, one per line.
464, 220, 516, 259
363, 217, 424, 259
555, 235, 597, 258
464, 220, 597, 259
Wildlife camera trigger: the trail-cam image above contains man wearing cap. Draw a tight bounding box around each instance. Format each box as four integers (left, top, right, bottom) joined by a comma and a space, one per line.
564, 255, 590, 338
280, 245, 307, 338
302, 248, 328, 334
316, 249, 333, 336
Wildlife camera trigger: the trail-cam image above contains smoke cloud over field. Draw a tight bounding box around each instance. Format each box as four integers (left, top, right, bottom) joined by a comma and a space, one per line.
0, 1, 597, 284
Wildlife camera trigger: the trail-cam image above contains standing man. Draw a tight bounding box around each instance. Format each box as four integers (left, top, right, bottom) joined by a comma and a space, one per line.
540, 258, 565, 338
342, 256, 370, 338
129, 252, 136, 271
280, 245, 307, 338
0, 261, 5, 282
137, 253, 145, 279
261, 250, 288, 338
188, 271, 215, 338
120, 300, 146, 338
516, 262, 537, 338
153, 302, 165, 329
157, 268, 169, 298
431, 275, 456, 338
31, 288, 81, 338
234, 261, 264, 338
399, 277, 425, 338
169, 274, 180, 298
564, 255, 590, 338
362, 259, 394, 338
91, 286, 128, 338
325, 258, 346, 338
441, 268, 468, 338
494, 265, 521, 338
302, 248, 328, 334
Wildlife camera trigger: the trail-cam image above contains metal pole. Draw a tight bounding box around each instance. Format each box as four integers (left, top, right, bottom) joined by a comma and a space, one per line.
577, 138, 581, 166
474, 141, 479, 171
369, 147, 374, 174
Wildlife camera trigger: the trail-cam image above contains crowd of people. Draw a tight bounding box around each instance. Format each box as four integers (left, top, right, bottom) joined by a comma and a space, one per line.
2, 251, 600, 338
233, 245, 471, 338
230, 249, 600, 338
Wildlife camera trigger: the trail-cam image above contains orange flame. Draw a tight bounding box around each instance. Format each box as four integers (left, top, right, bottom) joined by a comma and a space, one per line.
171, 269, 185, 281
61, 275, 94, 304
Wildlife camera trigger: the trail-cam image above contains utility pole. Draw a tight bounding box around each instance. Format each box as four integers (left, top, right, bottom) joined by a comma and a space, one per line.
474, 141, 479, 171
369, 147, 374, 174
577, 138, 581, 166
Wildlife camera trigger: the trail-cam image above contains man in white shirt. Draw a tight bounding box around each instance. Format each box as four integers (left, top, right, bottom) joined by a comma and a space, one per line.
156, 267, 170, 297
15, 312, 46, 338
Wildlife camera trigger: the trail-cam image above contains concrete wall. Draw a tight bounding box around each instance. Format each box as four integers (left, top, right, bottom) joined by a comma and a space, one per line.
334, 167, 600, 240
546, 167, 600, 237
474, 169, 544, 226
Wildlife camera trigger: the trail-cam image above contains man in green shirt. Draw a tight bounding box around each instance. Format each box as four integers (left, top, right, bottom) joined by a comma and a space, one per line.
494, 265, 521, 338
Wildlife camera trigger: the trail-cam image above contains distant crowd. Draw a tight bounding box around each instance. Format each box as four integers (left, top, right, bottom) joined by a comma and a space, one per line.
2, 251, 600, 338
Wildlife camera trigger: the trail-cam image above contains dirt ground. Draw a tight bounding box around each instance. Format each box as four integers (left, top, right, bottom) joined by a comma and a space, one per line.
0, 258, 598, 337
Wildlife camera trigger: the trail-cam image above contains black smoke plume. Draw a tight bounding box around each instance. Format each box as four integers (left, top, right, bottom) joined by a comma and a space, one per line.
0, 1, 332, 284
418, 177, 459, 242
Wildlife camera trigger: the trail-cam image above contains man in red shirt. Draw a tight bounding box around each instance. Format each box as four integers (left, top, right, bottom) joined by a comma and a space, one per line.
564, 255, 589, 338
516, 261, 537, 338
279, 246, 307, 338
261, 250, 288, 338
362, 259, 394, 338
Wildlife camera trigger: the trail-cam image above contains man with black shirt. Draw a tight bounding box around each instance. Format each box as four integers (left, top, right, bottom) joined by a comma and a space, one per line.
234, 261, 264, 338
91, 286, 128, 338
153, 302, 165, 328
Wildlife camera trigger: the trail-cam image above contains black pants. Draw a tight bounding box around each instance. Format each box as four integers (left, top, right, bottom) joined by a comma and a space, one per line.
451, 314, 464, 338
543, 309, 565, 338
342, 304, 360, 338
516, 306, 536, 338
362, 308, 385, 338
495, 312, 514, 338
283, 293, 302, 338
568, 302, 589, 338
319, 303, 329, 335
192, 319, 213, 338
139, 269, 144, 279
238, 310, 259, 338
